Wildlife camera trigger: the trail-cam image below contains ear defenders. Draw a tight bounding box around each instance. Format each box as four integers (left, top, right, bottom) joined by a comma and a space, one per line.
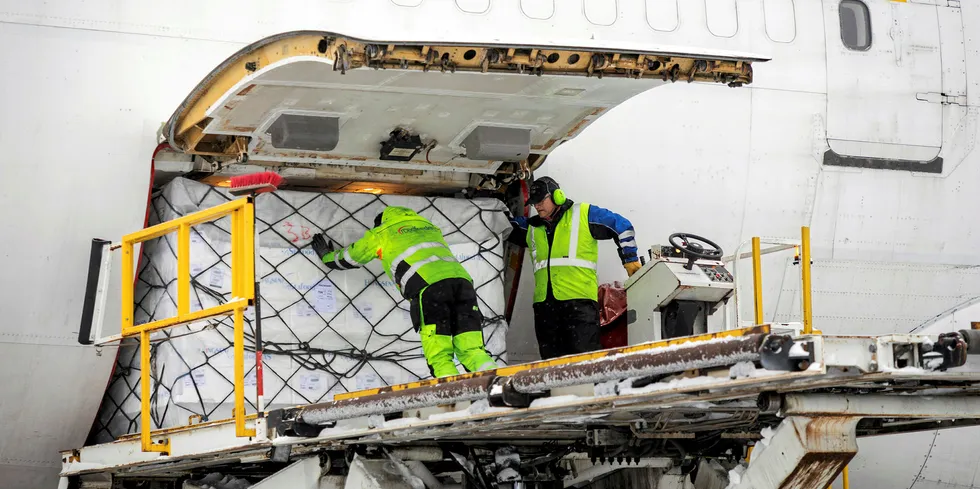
551, 188, 567, 206
529, 176, 567, 206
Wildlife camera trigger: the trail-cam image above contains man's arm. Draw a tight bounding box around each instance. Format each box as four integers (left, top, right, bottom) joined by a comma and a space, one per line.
507, 215, 529, 248
587, 205, 639, 265
320, 230, 380, 270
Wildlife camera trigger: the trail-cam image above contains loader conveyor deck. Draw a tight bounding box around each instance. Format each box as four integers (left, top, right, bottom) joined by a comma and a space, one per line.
62, 326, 980, 489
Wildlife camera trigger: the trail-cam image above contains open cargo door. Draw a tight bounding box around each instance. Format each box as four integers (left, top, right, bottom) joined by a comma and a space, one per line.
163, 31, 765, 194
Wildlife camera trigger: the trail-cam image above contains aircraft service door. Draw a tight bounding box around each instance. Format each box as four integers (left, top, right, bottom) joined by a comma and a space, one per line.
823, 0, 944, 171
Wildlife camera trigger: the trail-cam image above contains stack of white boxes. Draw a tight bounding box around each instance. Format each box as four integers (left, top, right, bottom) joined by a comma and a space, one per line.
93, 178, 511, 440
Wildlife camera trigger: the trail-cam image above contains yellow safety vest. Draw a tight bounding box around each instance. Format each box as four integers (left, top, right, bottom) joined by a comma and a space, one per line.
526, 203, 599, 303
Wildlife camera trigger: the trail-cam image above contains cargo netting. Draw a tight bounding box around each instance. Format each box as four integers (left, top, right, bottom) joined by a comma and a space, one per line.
89, 178, 510, 443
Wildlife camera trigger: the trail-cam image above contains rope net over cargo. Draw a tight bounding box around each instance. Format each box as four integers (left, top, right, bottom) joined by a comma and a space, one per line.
90, 178, 510, 443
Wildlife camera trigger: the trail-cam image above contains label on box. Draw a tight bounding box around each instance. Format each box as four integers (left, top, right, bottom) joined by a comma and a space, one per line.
314, 283, 336, 313
209, 267, 224, 288
300, 373, 324, 392
356, 372, 381, 390
184, 369, 206, 388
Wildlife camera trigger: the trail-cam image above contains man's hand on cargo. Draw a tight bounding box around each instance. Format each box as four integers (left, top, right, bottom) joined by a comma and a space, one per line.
625, 260, 641, 277
311, 233, 334, 259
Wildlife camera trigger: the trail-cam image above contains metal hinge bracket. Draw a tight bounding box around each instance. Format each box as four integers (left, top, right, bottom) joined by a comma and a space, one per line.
916, 92, 968, 106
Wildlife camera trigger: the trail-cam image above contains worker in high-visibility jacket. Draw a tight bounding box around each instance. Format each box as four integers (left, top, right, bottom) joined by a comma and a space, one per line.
508, 177, 641, 360
310, 206, 497, 378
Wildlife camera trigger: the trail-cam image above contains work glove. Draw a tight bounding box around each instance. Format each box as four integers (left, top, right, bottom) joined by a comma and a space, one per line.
311, 233, 334, 260
625, 261, 642, 277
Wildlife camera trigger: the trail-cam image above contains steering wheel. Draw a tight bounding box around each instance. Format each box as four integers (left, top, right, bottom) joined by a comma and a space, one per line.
669, 233, 724, 269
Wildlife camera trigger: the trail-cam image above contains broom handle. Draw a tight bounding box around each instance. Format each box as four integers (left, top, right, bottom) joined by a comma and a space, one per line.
255, 280, 265, 414
252, 197, 265, 416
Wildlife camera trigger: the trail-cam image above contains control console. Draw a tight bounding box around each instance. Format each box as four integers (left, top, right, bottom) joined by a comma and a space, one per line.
698, 264, 733, 283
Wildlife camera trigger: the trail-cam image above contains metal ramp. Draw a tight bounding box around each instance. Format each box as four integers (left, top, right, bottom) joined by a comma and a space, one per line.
62, 326, 980, 489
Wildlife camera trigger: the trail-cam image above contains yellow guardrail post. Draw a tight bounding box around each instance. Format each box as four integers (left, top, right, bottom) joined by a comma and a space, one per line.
121, 241, 134, 334
113, 198, 256, 453
178, 223, 191, 315
231, 203, 256, 437
751, 237, 764, 325
140, 330, 169, 453
243, 197, 263, 414
801, 226, 814, 334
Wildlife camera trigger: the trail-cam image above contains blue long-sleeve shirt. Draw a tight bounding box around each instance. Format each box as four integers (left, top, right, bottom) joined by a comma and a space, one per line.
508, 200, 638, 264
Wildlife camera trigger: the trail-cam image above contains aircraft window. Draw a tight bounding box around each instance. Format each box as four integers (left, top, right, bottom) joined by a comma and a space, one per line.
763, 0, 796, 43
520, 0, 554, 20
584, 0, 618, 26
839, 0, 871, 50
705, 0, 739, 38
645, 0, 678, 32
456, 0, 490, 14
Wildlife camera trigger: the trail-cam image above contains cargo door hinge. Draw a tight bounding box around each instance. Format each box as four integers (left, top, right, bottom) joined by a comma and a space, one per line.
916, 92, 968, 106
909, 0, 959, 7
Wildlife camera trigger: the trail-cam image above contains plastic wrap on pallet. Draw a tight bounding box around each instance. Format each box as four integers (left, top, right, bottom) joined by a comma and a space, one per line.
89, 178, 511, 443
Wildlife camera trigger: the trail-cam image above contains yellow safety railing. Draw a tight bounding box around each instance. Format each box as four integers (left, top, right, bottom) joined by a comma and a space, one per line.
744, 228, 844, 487
729, 227, 814, 333
800, 226, 813, 334
119, 198, 256, 454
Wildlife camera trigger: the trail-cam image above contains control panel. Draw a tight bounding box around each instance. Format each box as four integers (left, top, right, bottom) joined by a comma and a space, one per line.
656, 245, 687, 259
626, 257, 735, 345
698, 264, 733, 283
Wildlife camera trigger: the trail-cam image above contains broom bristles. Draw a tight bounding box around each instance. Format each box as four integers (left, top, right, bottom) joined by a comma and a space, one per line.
229, 171, 284, 196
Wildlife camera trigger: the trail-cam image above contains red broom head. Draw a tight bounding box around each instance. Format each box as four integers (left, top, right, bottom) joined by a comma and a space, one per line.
229, 171, 284, 196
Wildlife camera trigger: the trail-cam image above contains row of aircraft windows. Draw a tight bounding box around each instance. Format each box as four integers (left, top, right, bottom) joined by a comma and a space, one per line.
388, 0, 871, 50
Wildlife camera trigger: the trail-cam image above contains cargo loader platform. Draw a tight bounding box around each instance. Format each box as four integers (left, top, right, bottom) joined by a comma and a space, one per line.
62, 325, 980, 489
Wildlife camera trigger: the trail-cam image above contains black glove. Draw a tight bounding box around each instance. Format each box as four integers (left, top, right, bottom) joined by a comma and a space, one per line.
311, 233, 334, 259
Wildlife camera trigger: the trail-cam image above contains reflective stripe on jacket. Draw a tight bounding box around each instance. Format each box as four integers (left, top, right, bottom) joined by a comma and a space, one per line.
323, 206, 470, 299
526, 202, 599, 303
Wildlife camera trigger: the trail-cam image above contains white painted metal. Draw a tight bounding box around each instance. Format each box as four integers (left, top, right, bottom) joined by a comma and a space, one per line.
61, 418, 262, 475
734, 416, 860, 489
205, 59, 669, 174
0, 13, 239, 489
62, 333, 980, 480
727, 237, 800, 329
88, 241, 113, 345
823, 0, 944, 161
626, 259, 734, 307
625, 256, 734, 344
2, 0, 980, 488
252, 457, 322, 489
782, 394, 980, 417
404, 460, 449, 489
344, 454, 422, 489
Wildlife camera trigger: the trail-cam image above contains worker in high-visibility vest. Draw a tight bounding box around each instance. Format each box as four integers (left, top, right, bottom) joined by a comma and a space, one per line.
508, 177, 641, 360
311, 206, 497, 378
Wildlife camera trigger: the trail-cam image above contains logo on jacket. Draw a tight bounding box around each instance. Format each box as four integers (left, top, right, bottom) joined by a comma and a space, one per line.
397, 224, 438, 235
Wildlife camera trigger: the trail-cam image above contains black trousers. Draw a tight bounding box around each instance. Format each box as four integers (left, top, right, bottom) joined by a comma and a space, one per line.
407, 278, 494, 377
532, 298, 602, 360
408, 278, 483, 336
